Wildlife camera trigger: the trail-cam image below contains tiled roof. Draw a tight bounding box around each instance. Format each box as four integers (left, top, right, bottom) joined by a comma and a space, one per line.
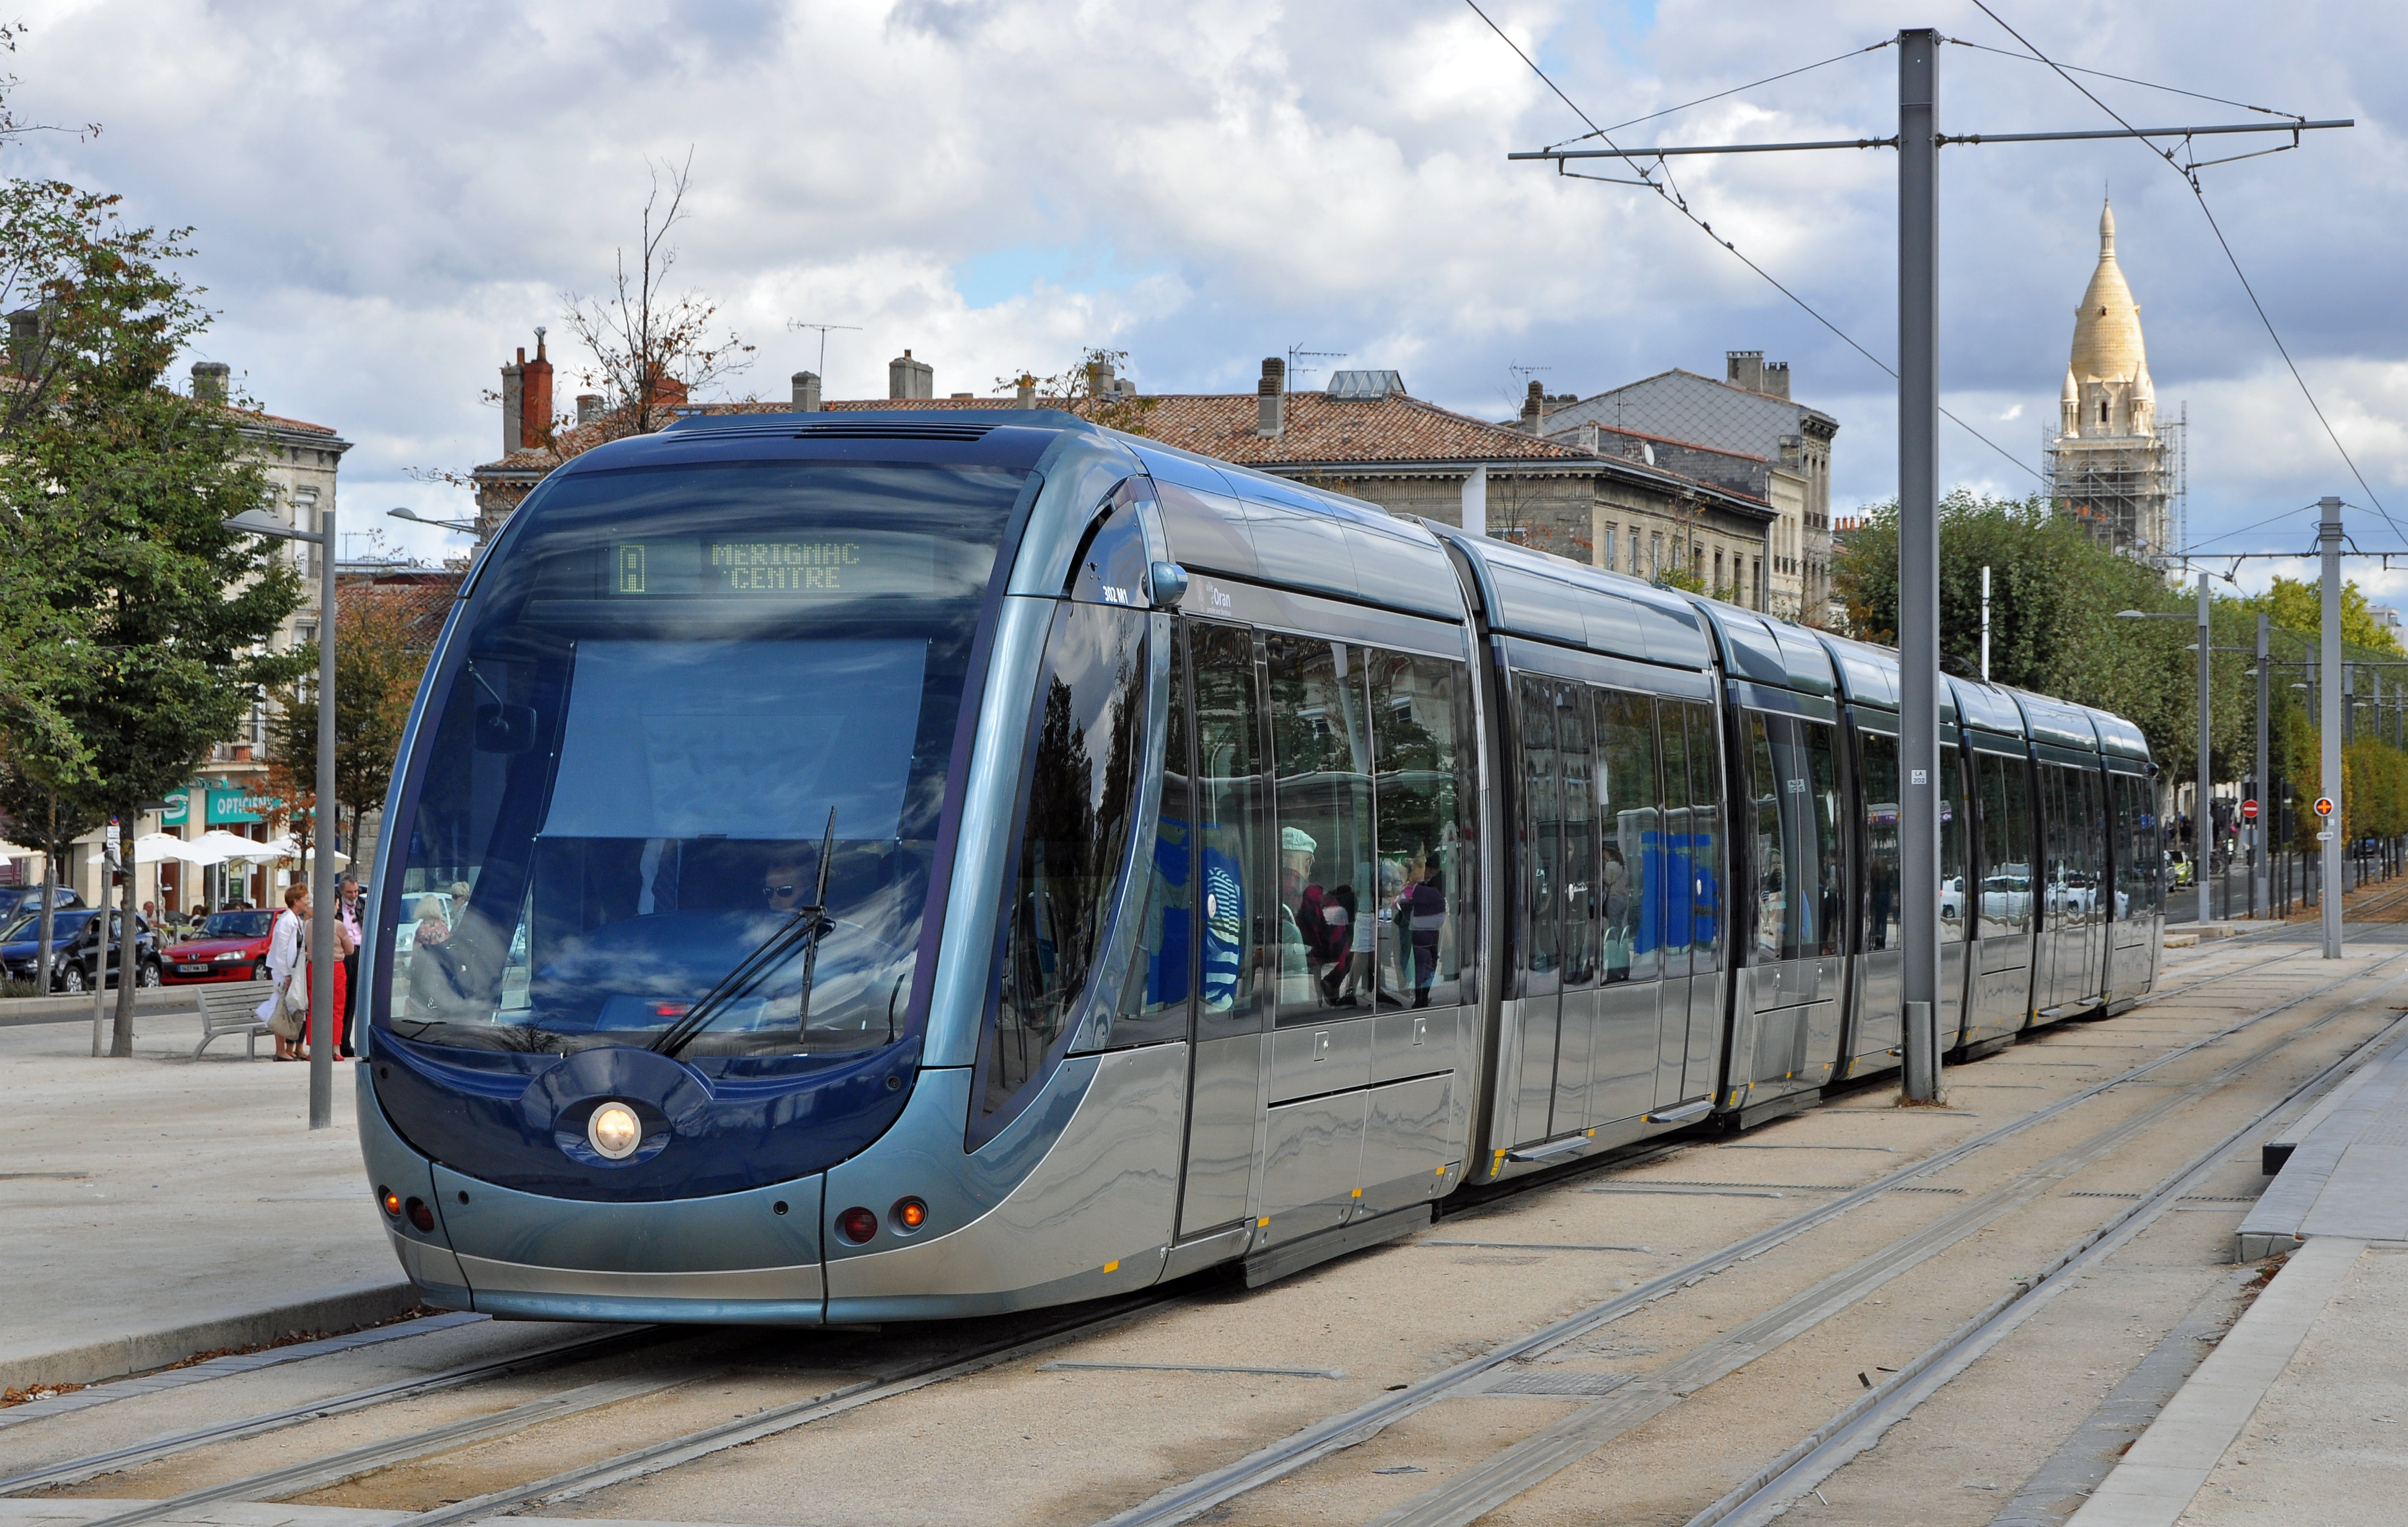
338, 575, 458, 648
467, 390, 1769, 510
1546, 419, 1767, 466
241, 409, 341, 437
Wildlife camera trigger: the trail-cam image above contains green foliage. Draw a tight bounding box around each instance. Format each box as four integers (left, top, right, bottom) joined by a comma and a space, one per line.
265, 598, 429, 858
1832, 490, 2255, 781
2246, 576, 2404, 656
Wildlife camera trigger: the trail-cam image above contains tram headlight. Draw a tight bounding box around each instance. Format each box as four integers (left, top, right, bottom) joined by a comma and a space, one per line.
587, 1101, 643, 1161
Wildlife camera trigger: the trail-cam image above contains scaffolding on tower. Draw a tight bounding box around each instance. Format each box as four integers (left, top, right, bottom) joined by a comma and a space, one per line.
2043, 401, 2184, 567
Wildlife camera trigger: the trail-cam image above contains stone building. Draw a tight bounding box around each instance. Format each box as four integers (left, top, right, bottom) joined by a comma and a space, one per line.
2043, 199, 2179, 562
1536, 352, 1838, 622
457, 341, 1784, 609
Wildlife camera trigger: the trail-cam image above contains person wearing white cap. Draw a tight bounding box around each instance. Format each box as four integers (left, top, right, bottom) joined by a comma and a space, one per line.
1278, 826, 1322, 1000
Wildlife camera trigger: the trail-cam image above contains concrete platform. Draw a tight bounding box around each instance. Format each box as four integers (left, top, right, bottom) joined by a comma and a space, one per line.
0, 1009, 413, 1395
2067, 1004, 2408, 1524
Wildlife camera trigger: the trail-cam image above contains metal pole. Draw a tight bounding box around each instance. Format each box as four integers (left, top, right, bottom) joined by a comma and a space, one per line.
2319, 496, 2344, 957
310, 501, 336, 1128
1980, 565, 1991, 682
2255, 612, 2269, 918
1898, 27, 1942, 1102
2197, 572, 2212, 928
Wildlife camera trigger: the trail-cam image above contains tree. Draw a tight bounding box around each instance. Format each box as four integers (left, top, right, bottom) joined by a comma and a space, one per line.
2246, 576, 2405, 657
0, 204, 306, 1053
994, 348, 1160, 436
557, 152, 752, 440
263, 595, 427, 862
1831, 490, 2256, 787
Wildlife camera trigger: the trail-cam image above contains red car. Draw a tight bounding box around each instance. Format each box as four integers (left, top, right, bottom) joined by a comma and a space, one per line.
160, 909, 277, 984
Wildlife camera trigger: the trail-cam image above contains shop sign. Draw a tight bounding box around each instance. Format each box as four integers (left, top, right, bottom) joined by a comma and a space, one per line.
208, 788, 279, 825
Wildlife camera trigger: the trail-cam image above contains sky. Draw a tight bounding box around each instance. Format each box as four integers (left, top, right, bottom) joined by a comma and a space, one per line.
8, 0, 2403, 595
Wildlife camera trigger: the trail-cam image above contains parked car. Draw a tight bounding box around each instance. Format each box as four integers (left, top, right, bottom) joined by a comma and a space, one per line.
0, 885, 81, 923
159, 908, 277, 985
0, 908, 160, 991
1941, 876, 1966, 921
2165, 850, 2194, 887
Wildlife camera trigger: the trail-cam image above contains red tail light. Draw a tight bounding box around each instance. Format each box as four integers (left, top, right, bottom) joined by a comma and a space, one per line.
404, 1197, 435, 1233
837, 1206, 878, 1243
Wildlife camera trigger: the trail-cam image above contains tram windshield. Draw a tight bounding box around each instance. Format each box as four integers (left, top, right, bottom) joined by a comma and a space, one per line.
379, 459, 1024, 1058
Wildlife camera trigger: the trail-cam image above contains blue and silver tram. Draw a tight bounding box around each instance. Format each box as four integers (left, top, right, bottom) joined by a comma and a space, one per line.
356, 409, 2166, 1324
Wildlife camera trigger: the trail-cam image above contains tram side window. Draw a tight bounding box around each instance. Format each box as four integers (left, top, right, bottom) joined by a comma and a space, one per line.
1190, 622, 1267, 1029
2082, 769, 2109, 926
1747, 711, 1838, 960
1747, 713, 1785, 959
2110, 773, 2140, 923
1940, 749, 1968, 945
1517, 674, 1565, 1000
1068, 494, 1152, 609
980, 604, 1148, 1126
1597, 689, 1659, 983
1370, 651, 1472, 1009
1974, 754, 2023, 938
1803, 721, 1843, 957
1680, 702, 1724, 971
1560, 686, 1600, 991
1267, 635, 1375, 1025
1108, 622, 1193, 1047
1656, 697, 1693, 978
1859, 729, 1901, 953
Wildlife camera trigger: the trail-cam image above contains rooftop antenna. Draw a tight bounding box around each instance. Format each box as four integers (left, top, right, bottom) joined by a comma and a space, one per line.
786, 320, 861, 380
1286, 343, 1347, 386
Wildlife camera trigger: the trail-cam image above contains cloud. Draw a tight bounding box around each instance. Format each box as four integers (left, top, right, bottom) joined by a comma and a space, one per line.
2, 0, 2396, 560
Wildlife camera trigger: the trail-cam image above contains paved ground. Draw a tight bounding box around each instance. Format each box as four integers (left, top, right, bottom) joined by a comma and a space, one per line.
2062, 968, 2408, 1526
0, 1011, 409, 1393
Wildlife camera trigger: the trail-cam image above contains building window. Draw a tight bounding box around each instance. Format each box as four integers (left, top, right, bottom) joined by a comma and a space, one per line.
1649, 533, 1662, 575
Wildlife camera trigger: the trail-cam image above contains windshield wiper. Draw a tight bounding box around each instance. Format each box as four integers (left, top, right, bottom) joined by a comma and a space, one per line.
653, 809, 837, 1059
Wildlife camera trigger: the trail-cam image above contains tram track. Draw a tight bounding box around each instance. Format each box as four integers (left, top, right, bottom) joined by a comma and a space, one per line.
6, 938, 2393, 1527
1086, 944, 2408, 1527
1679, 1004, 2408, 1527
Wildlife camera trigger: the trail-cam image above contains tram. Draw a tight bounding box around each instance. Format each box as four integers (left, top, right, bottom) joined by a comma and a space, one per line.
357, 408, 2165, 1324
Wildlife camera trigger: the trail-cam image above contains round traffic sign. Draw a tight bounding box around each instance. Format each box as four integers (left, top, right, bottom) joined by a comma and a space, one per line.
2315, 796, 2336, 819
2241, 799, 2260, 822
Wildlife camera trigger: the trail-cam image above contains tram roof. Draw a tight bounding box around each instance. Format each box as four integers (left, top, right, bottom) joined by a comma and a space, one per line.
1419, 524, 1716, 672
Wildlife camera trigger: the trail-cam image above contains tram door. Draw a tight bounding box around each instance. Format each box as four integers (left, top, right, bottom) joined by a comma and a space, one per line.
1176, 620, 1270, 1238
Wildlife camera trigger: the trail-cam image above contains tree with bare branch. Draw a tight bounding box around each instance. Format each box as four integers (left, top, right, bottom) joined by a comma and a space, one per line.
995, 347, 1159, 436
558, 152, 752, 439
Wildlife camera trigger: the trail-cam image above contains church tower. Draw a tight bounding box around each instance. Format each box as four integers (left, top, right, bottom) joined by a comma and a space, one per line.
2045, 199, 2179, 560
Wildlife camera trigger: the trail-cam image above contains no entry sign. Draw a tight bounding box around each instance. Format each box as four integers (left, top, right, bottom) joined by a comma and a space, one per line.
2315, 796, 2336, 819
2241, 799, 2260, 822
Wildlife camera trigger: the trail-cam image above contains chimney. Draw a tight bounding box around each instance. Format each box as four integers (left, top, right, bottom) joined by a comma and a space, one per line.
1256, 356, 1286, 437
1577, 420, 1600, 453
576, 393, 604, 425
1015, 373, 1036, 408
888, 348, 934, 400
1763, 360, 1791, 399
7, 306, 45, 373
792, 371, 822, 412
1726, 350, 1766, 393
1519, 379, 1545, 432
190, 360, 230, 404
500, 349, 525, 455
1087, 356, 1115, 396
521, 329, 553, 450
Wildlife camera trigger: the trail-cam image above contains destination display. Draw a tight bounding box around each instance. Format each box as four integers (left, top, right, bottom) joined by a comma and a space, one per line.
606, 533, 940, 598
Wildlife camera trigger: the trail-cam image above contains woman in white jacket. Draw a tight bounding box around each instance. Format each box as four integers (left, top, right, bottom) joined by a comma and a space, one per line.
262, 885, 310, 1060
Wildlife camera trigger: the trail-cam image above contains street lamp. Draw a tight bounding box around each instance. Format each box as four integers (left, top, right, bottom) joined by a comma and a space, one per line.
388, 507, 481, 535
223, 503, 337, 1131
2119, 573, 2214, 928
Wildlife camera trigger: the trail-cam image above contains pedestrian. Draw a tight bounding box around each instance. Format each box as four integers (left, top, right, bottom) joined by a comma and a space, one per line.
260, 885, 309, 1061
336, 871, 364, 1057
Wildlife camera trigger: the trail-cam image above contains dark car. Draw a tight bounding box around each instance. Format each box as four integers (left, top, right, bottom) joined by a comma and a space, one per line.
0, 908, 161, 992
0, 885, 81, 923
160, 909, 277, 985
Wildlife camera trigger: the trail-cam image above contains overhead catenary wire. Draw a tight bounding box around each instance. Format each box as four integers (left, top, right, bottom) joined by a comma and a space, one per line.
1943, 35, 2306, 123
1966, 1, 2399, 546
1465, 1, 2043, 484
1547, 40, 1895, 149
